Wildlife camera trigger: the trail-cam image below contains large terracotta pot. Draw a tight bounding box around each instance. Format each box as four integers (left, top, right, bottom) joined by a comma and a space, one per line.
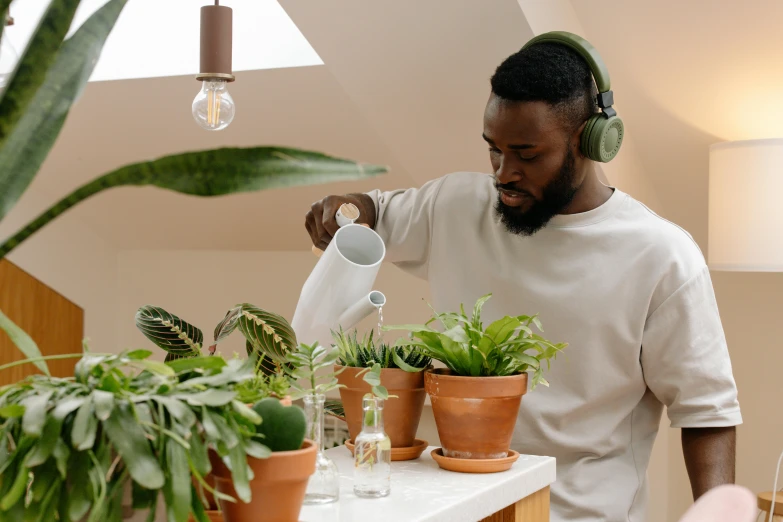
210, 440, 317, 522
424, 369, 527, 459
336, 365, 426, 447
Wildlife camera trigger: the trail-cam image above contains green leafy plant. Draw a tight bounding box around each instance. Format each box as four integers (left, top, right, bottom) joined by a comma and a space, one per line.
286, 342, 343, 401
0, 350, 269, 522
135, 303, 297, 375
331, 327, 431, 372
384, 294, 567, 388
0, 0, 387, 368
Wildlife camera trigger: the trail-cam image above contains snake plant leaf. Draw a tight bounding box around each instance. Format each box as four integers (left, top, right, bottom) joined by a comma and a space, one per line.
0, 147, 387, 258
236, 303, 298, 372
135, 305, 203, 359
0, 0, 82, 152
0, 308, 49, 375
0, 0, 127, 223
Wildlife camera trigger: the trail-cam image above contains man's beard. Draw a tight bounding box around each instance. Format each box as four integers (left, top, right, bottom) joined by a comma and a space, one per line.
494, 149, 579, 236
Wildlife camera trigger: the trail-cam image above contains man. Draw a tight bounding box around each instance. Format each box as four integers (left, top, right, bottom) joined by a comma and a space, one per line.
305, 39, 741, 521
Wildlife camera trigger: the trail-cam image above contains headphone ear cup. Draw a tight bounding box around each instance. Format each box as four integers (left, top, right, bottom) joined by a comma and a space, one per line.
582, 114, 625, 162
580, 114, 602, 161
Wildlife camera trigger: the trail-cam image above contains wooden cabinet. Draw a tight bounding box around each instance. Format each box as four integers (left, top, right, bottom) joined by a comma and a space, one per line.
0, 259, 84, 384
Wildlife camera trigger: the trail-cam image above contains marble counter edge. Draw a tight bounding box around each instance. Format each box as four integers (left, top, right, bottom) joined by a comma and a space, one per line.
422, 455, 556, 522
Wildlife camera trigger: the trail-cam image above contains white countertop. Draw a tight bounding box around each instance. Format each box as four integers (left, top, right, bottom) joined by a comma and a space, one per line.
300, 445, 556, 522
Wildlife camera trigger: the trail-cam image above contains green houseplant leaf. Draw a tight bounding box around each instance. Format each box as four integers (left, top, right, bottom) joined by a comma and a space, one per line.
236, 303, 298, 373
0, 0, 127, 223
0, 308, 49, 375
0, 0, 82, 158
135, 305, 203, 360
0, 147, 387, 258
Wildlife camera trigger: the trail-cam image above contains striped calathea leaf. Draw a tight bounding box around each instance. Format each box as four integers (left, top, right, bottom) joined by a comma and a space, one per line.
233, 304, 298, 374
134, 305, 203, 359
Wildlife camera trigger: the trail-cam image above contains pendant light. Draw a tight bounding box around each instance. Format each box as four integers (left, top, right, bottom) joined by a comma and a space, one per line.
192, 0, 235, 131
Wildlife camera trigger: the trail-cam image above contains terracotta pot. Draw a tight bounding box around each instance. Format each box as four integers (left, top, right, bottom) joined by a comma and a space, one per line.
336, 365, 426, 447
210, 440, 317, 522
424, 369, 527, 459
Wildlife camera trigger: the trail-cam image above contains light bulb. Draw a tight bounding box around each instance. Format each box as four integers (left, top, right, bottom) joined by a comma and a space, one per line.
192, 80, 235, 131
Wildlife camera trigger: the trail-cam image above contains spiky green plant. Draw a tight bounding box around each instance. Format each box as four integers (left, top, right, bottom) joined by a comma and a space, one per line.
0, 0, 387, 370
384, 294, 567, 388
331, 327, 431, 371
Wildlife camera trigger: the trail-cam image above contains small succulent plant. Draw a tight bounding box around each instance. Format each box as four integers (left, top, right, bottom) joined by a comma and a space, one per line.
331, 327, 431, 371
252, 398, 307, 452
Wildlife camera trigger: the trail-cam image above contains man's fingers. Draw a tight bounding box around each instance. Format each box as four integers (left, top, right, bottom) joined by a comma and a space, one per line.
321, 196, 342, 237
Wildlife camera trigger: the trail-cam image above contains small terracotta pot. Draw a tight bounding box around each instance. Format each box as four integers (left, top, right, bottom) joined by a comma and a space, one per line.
210, 440, 317, 522
424, 369, 527, 459
336, 365, 427, 447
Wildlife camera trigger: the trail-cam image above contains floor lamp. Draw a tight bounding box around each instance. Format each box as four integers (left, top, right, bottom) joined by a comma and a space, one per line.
708, 138, 783, 521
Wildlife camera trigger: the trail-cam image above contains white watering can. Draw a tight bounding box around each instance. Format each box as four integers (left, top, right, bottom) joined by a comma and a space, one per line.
291, 204, 387, 348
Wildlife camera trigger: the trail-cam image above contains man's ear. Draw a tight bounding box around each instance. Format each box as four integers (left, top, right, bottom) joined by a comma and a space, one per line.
572, 120, 588, 157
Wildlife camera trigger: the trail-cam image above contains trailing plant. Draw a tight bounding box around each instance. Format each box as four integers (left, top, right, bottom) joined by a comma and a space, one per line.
331, 327, 431, 372
0, 350, 270, 522
384, 294, 567, 388
0, 0, 387, 369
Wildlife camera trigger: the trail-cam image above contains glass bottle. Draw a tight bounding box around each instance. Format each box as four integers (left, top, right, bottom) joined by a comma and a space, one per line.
303, 394, 340, 504
353, 396, 391, 498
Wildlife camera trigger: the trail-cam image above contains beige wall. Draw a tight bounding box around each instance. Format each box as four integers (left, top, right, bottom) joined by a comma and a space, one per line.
1, 189, 119, 353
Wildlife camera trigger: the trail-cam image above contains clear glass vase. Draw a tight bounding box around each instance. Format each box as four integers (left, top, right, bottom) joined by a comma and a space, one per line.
303, 394, 340, 504
353, 396, 391, 498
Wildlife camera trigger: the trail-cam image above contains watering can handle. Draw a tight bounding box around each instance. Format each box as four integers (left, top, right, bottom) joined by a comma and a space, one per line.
311, 203, 366, 258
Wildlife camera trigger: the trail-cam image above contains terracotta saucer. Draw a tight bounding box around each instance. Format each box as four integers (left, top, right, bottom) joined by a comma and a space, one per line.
430, 448, 520, 473
344, 438, 428, 461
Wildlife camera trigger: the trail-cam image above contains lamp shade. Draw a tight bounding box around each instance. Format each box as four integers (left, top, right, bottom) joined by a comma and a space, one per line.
708, 138, 783, 271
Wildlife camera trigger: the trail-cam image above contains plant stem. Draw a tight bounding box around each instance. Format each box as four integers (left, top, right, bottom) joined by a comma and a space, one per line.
0, 352, 109, 373
0, 173, 116, 258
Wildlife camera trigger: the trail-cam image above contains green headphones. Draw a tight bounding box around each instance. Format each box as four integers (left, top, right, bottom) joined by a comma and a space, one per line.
522, 31, 624, 163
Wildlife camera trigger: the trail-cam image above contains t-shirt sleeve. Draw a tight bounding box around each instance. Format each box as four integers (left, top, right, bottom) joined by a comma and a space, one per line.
365, 176, 446, 279
641, 265, 742, 428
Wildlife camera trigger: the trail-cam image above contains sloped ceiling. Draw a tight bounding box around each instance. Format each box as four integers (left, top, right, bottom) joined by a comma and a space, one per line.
4, 0, 533, 252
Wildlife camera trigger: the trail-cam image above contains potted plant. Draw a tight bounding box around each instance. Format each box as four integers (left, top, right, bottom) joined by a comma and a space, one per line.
209, 396, 314, 522
134, 304, 298, 518
384, 294, 567, 461
331, 327, 431, 450
0, 350, 270, 522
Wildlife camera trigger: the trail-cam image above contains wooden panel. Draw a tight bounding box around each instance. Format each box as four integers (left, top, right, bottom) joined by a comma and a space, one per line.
480, 486, 550, 522
0, 259, 83, 384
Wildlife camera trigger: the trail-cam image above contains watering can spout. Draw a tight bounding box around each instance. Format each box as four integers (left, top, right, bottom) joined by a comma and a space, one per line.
337, 291, 386, 332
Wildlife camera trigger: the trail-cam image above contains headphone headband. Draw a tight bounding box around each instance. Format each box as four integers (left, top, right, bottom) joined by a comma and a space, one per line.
522, 31, 611, 94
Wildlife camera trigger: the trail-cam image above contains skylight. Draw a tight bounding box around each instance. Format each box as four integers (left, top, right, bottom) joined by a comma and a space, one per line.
0, 0, 322, 82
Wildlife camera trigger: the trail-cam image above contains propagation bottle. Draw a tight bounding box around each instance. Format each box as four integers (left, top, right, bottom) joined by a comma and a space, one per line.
353, 395, 391, 498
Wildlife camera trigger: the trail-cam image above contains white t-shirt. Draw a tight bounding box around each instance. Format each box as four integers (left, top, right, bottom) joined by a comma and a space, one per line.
366, 172, 742, 522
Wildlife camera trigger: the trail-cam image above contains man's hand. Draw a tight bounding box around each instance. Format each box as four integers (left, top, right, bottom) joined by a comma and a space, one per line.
305, 193, 376, 250
682, 426, 736, 500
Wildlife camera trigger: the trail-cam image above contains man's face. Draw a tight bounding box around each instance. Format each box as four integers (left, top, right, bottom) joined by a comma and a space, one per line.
483, 94, 583, 236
